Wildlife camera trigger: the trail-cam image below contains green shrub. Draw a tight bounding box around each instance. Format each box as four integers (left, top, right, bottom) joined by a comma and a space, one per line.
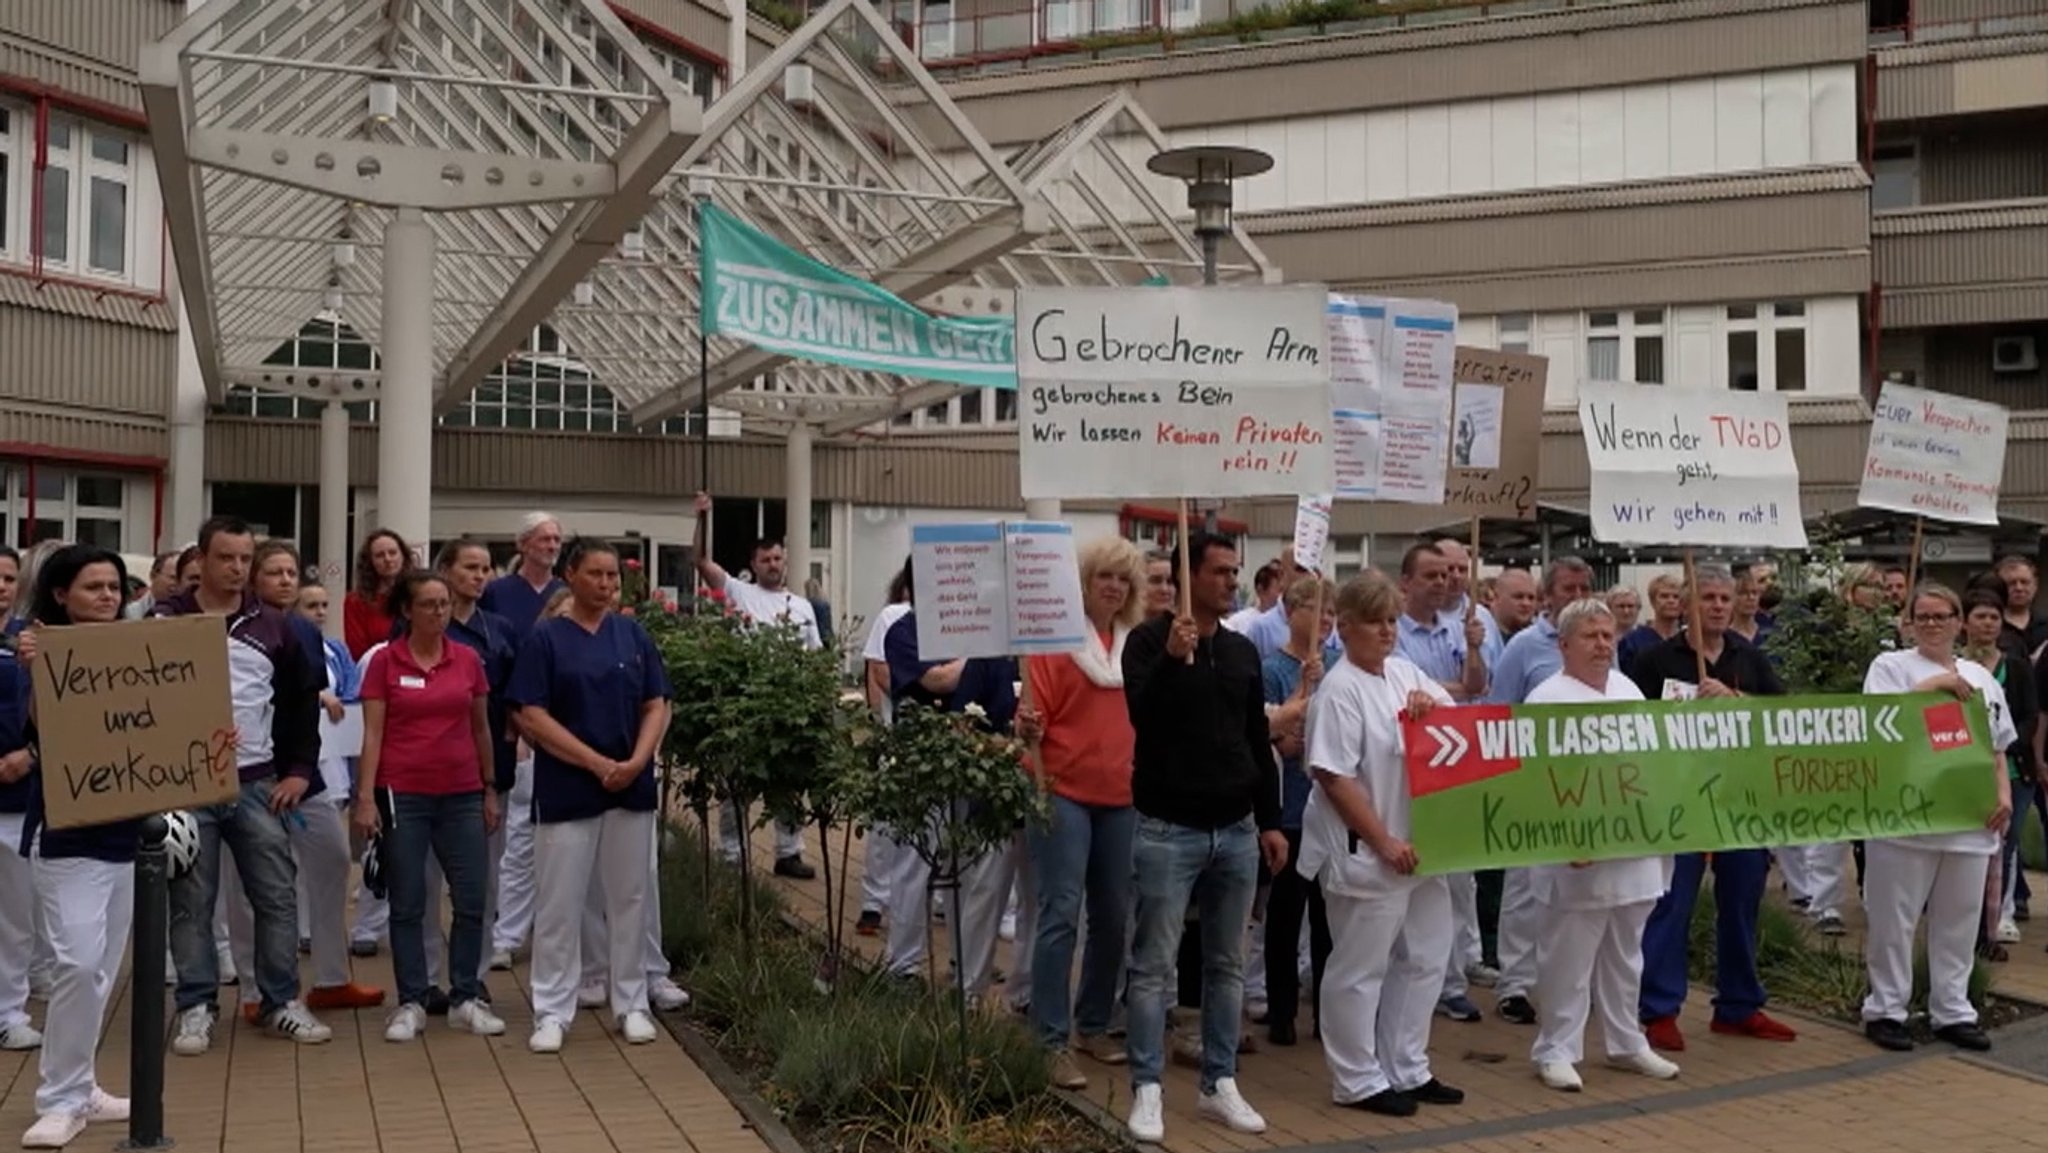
656, 820, 783, 972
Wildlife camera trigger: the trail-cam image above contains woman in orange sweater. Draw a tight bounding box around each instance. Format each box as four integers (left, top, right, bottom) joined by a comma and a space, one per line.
1025, 536, 1146, 1092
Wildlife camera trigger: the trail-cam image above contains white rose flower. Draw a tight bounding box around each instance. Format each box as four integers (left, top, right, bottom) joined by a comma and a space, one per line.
962, 702, 989, 721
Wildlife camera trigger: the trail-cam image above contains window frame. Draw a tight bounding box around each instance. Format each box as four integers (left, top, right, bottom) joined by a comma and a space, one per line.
1583, 308, 1666, 385
1724, 302, 1809, 393
0, 98, 143, 288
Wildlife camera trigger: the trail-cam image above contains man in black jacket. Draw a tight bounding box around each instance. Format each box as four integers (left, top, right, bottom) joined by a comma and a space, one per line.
1120, 532, 1288, 1145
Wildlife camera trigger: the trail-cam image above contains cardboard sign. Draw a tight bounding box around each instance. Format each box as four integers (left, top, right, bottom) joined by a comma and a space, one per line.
1579, 381, 1806, 549
1438, 349, 1548, 520
1404, 692, 1994, 874
1292, 495, 1333, 574
1859, 381, 2008, 526
911, 522, 1089, 661
1015, 285, 1335, 499
29, 615, 239, 829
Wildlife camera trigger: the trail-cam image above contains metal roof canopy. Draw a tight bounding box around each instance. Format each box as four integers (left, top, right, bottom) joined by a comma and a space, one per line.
142, 0, 703, 407
605, 4, 1280, 435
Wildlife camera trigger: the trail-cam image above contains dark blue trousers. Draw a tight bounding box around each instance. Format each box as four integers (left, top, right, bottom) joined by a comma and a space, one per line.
1638, 849, 1768, 1025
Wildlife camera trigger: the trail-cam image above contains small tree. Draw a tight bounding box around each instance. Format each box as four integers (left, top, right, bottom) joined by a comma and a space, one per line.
1764, 539, 1900, 694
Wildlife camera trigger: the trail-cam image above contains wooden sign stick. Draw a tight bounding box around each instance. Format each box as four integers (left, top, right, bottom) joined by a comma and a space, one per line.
1905, 514, 1926, 594
1177, 498, 1195, 665
1684, 547, 1708, 687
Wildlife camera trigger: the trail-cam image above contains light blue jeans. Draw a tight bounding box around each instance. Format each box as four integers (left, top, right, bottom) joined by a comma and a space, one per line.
1028, 795, 1135, 1050
1126, 814, 1258, 1092
170, 778, 301, 1016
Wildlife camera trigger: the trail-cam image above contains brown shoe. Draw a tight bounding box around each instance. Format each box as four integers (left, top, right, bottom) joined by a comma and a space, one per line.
1048, 1049, 1088, 1090
1076, 1033, 1128, 1065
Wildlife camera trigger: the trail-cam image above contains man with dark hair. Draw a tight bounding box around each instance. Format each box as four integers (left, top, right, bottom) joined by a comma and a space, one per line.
159, 516, 331, 1055
1879, 565, 1909, 609
693, 493, 818, 879
1225, 560, 1286, 634
1121, 532, 1288, 1144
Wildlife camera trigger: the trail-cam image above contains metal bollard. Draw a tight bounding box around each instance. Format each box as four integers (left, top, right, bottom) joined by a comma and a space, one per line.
121, 814, 174, 1151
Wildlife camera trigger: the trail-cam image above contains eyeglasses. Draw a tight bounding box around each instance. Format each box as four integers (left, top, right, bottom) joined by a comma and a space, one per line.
1913, 612, 1956, 625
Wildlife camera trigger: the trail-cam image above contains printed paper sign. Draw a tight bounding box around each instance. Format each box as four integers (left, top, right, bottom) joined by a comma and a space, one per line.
1453, 384, 1503, 469
1327, 295, 1460, 503
1292, 495, 1333, 574
1858, 382, 2009, 526
1404, 693, 1997, 874
1579, 381, 1806, 549
29, 615, 240, 829
1016, 285, 1335, 499
910, 522, 1087, 661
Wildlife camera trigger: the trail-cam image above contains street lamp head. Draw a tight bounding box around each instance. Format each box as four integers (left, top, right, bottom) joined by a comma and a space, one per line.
1148, 145, 1273, 236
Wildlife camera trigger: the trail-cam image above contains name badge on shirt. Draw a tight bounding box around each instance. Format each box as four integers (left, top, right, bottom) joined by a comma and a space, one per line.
399, 675, 427, 690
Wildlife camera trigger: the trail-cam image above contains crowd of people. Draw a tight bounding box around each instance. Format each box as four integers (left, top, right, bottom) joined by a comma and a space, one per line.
841, 533, 2036, 1145
0, 510, 701, 1148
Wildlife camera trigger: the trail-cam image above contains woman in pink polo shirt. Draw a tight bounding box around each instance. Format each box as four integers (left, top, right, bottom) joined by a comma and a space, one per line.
354, 570, 504, 1043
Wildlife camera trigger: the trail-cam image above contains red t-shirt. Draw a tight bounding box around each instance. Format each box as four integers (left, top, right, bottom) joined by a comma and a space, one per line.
361, 640, 489, 795
344, 592, 395, 660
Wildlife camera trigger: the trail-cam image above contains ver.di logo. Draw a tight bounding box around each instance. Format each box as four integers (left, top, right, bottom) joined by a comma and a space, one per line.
1922, 701, 1973, 752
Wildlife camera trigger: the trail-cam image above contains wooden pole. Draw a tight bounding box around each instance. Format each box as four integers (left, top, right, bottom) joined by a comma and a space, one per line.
1467, 515, 1483, 622
1684, 548, 1708, 687
1177, 498, 1195, 665
1905, 515, 1926, 594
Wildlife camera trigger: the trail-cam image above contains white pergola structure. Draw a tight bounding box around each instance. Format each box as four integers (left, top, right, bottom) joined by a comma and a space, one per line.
145, 0, 1277, 589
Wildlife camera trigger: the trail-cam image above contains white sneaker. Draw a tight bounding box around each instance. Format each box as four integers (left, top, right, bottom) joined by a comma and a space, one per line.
215, 942, 237, 985
1465, 961, 1502, 988
487, 950, 514, 971
0, 1022, 43, 1050
450, 999, 506, 1037
1537, 1061, 1583, 1091
1609, 1050, 1681, 1080
384, 1004, 426, 1043
529, 1016, 567, 1054
1126, 1083, 1164, 1143
650, 977, 691, 1012
263, 1000, 333, 1045
171, 1006, 215, 1056
620, 1011, 658, 1045
1997, 918, 2022, 944
20, 1112, 85, 1149
82, 1089, 127, 1124
576, 981, 607, 1009
1196, 1078, 1267, 1135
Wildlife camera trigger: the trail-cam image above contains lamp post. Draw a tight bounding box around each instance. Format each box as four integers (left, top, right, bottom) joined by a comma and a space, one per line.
1148, 145, 1273, 531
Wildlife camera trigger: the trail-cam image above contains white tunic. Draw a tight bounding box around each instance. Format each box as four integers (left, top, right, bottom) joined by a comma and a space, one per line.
1524, 669, 1671, 910
1297, 655, 1452, 898
1862, 649, 2015, 856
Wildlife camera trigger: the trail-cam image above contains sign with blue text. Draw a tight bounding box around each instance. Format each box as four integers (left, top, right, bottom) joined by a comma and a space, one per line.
1014, 285, 1335, 499
910, 522, 1088, 662
699, 203, 1016, 390
1858, 381, 2008, 526
1578, 380, 1806, 549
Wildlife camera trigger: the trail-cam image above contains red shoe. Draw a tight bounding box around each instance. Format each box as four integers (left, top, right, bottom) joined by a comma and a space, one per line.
240, 1002, 261, 1025
1711, 1011, 1796, 1042
1643, 1016, 1686, 1052
306, 982, 386, 1011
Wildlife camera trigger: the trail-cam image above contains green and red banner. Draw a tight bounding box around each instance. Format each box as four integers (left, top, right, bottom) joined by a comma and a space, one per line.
1400, 693, 1998, 875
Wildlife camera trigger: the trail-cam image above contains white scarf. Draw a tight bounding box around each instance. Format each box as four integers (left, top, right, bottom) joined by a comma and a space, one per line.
1071, 622, 1128, 688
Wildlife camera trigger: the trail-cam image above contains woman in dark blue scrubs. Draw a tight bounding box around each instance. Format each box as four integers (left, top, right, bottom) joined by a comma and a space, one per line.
507, 538, 672, 1054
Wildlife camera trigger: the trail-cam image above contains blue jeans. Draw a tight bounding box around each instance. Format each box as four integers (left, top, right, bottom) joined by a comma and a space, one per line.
1639, 849, 1768, 1025
170, 778, 301, 1016
1028, 796, 1135, 1050
385, 790, 490, 1008
1127, 814, 1258, 1092
2000, 783, 2036, 915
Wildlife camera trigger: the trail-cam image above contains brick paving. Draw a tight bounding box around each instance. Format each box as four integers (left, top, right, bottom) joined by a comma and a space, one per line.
753, 820, 2048, 1153
0, 937, 776, 1153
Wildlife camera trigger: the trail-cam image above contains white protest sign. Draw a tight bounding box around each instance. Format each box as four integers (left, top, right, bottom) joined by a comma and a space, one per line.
1579, 381, 1806, 549
910, 522, 1088, 661
1326, 294, 1459, 503
1292, 495, 1333, 574
1016, 285, 1334, 499
1859, 382, 2008, 526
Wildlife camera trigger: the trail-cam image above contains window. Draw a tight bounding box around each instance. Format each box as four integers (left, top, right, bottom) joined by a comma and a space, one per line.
995, 389, 1017, 423
1, 467, 130, 551
1872, 143, 1918, 210
0, 103, 143, 283
958, 389, 983, 425
1585, 309, 1665, 384
1498, 313, 1532, 354
1724, 301, 1808, 392
918, 2, 956, 60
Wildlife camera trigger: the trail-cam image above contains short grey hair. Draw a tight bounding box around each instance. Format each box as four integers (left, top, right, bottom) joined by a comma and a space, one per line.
1692, 563, 1735, 591
517, 512, 560, 542
1541, 556, 1594, 596
1555, 597, 1616, 640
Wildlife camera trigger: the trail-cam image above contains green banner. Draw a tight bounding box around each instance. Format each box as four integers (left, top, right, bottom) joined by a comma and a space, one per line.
1401, 692, 1999, 875
698, 203, 1016, 390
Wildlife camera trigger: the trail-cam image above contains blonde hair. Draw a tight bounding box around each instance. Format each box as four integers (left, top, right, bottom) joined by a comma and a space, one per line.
541, 586, 574, 620
1910, 582, 1962, 621
1076, 536, 1146, 629
1837, 562, 1882, 600
1283, 576, 1336, 613
1646, 573, 1686, 598
1334, 570, 1401, 623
